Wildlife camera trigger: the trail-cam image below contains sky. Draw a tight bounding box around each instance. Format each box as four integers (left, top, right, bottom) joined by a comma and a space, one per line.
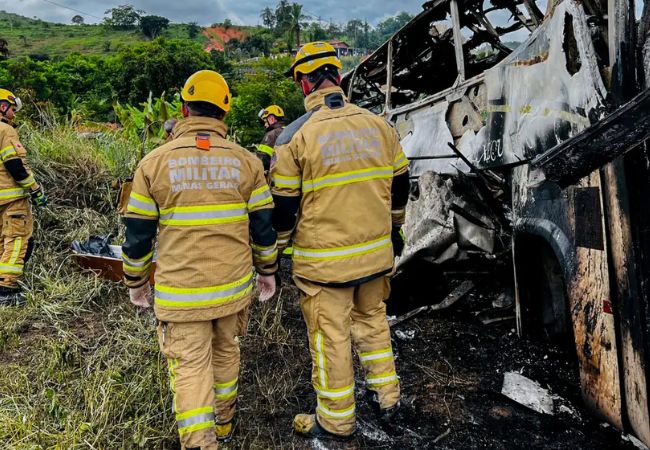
1, 0, 645, 31
1, 0, 428, 26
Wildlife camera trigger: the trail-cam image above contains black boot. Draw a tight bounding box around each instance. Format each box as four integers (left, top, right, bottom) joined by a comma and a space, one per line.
366, 390, 401, 423
0, 286, 25, 307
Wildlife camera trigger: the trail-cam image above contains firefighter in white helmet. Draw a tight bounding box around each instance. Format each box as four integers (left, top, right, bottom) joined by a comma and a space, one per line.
271, 42, 410, 439
0, 88, 47, 306
122, 70, 277, 450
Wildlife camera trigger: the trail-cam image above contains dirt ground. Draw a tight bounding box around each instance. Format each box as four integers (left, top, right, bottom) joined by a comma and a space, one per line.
226, 266, 642, 450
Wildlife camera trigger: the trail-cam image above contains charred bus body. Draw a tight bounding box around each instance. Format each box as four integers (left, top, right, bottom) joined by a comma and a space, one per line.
343, 0, 650, 444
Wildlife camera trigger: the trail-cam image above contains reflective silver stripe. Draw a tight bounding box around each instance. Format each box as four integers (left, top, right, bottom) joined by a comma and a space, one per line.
359, 350, 393, 363
18, 175, 35, 188
302, 167, 393, 192
315, 384, 354, 400
0, 147, 16, 160
248, 186, 272, 209
367, 373, 398, 385
123, 251, 153, 267
293, 235, 391, 259
160, 208, 247, 222
252, 244, 277, 257
177, 411, 215, 430
273, 175, 301, 188
394, 154, 408, 169
215, 380, 238, 399
128, 196, 158, 216
155, 273, 253, 303
0, 188, 26, 199
317, 400, 355, 419
0, 264, 23, 274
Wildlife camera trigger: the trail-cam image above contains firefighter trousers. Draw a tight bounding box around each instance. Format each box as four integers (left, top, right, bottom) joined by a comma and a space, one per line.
0, 198, 33, 289
295, 275, 400, 436
157, 306, 249, 450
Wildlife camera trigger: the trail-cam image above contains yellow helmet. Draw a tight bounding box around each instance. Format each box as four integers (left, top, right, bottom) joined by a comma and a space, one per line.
286, 42, 343, 81
0, 89, 22, 112
258, 105, 285, 121
181, 70, 232, 112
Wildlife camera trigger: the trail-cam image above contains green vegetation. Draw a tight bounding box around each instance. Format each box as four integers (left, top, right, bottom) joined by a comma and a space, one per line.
0, 10, 208, 58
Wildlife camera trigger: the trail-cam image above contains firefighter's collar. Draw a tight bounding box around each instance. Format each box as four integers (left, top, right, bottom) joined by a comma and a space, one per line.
304, 86, 347, 112
172, 116, 228, 139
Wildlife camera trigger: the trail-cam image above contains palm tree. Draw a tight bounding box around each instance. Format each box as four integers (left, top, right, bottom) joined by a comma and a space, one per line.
289, 3, 307, 49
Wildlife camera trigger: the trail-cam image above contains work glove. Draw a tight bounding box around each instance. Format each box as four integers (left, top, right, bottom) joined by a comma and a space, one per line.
256, 273, 277, 302
30, 187, 48, 207
391, 226, 405, 257
129, 284, 152, 309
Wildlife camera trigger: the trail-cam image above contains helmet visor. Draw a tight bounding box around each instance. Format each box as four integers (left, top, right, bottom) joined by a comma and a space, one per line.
13, 97, 22, 113
258, 109, 267, 119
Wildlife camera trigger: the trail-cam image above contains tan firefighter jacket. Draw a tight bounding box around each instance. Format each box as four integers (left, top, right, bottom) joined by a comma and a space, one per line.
0, 121, 40, 205
270, 86, 409, 284
122, 117, 278, 322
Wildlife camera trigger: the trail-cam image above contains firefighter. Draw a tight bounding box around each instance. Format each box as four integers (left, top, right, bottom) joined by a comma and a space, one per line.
0, 89, 47, 306
271, 42, 410, 439
255, 105, 285, 177
122, 70, 277, 450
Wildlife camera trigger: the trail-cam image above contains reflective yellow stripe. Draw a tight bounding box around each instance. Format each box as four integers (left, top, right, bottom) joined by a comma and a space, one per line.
359, 347, 394, 365
257, 144, 274, 157
0, 146, 17, 161
127, 192, 158, 217
176, 406, 215, 435
123, 250, 153, 273
302, 166, 393, 193
17, 175, 36, 189
168, 358, 179, 412
248, 185, 273, 210
123, 261, 151, 273
315, 330, 328, 389
293, 234, 391, 261
9, 238, 22, 265
316, 399, 355, 420
315, 383, 354, 400
273, 174, 301, 189
0, 264, 23, 274
0, 188, 27, 200
367, 371, 398, 387
159, 203, 247, 226
214, 378, 238, 400
155, 272, 254, 308
393, 151, 408, 171
252, 242, 278, 262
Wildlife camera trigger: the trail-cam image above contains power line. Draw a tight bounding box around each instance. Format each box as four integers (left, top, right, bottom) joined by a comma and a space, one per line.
39, 0, 104, 21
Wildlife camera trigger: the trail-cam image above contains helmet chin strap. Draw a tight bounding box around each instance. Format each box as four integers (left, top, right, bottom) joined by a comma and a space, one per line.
301, 72, 342, 97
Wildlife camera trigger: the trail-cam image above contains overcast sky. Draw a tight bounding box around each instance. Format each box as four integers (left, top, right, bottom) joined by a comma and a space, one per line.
2, 0, 428, 26
2, 1, 645, 29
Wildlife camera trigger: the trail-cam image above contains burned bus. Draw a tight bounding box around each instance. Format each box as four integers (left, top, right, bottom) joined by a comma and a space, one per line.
343, 0, 650, 444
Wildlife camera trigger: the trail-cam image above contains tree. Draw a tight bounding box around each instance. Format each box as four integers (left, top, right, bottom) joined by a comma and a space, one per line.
288, 3, 307, 49
140, 15, 170, 39
260, 7, 276, 30
71, 15, 84, 25
304, 22, 328, 42
275, 0, 292, 36
104, 5, 143, 29
187, 22, 201, 39
345, 19, 363, 47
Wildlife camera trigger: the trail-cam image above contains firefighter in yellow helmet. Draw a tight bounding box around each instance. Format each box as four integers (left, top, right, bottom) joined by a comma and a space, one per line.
0, 89, 47, 306
256, 104, 285, 174
271, 42, 410, 439
122, 70, 278, 450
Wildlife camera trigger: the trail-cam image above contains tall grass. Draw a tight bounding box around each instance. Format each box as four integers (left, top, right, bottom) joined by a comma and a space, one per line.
0, 121, 315, 449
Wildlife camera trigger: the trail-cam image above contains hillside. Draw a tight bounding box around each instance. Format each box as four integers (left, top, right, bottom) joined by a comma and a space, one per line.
0, 10, 251, 58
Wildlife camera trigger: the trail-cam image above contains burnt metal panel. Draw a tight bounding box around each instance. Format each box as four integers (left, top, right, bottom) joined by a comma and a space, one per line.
573, 187, 604, 250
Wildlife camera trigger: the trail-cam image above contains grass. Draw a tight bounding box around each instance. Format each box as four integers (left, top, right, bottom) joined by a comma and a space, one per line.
0, 119, 316, 448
